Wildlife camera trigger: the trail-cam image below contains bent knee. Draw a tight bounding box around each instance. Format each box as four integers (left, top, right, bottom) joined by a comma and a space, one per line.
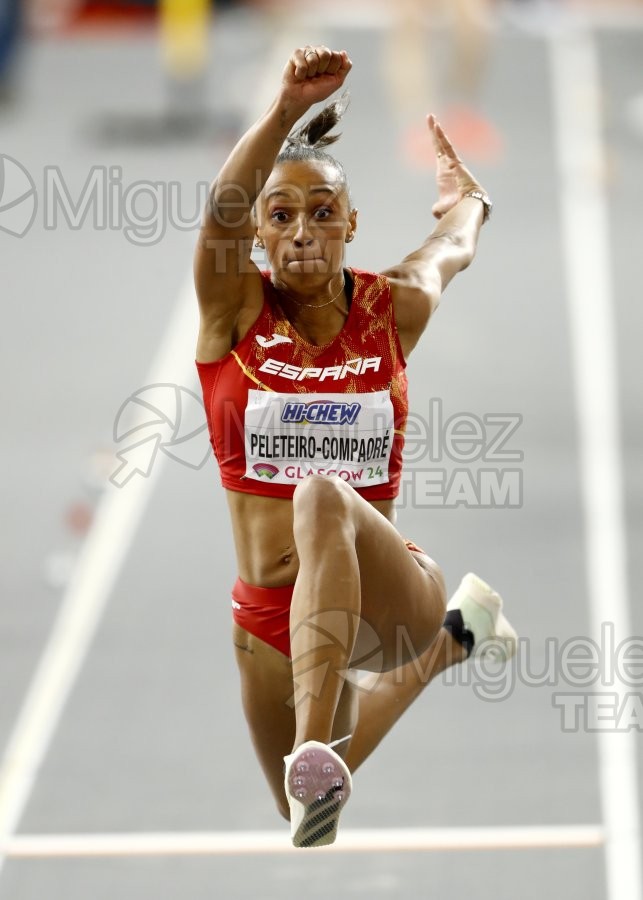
293, 474, 352, 508
292, 475, 354, 525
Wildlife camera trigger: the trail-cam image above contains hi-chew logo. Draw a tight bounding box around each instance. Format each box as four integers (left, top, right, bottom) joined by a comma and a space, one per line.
252, 462, 279, 479
281, 400, 362, 426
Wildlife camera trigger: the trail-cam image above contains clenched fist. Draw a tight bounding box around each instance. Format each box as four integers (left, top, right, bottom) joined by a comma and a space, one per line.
280, 46, 352, 111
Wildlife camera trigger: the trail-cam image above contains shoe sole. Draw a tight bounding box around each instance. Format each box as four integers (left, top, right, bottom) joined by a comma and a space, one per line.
285, 742, 352, 848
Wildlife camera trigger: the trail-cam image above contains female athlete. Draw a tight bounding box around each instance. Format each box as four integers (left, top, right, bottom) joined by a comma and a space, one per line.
194, 46, 516, 848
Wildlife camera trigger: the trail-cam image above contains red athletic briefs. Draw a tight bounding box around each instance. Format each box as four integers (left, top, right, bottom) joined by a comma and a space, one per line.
232, 539, 427, 658
232, 578, 295, 658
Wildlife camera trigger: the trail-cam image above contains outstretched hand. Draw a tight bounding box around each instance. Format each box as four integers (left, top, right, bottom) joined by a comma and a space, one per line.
428, 115, 483, 219
280, 46, 352, 111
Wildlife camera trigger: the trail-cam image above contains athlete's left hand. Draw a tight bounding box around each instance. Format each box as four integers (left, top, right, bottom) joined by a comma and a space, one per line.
428, 114, 484, 219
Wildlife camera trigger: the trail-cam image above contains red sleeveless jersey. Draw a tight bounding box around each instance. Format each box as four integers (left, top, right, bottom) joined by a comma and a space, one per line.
195, 268, 409, 500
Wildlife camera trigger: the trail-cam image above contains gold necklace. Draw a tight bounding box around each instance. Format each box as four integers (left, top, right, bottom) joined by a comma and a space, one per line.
279, 278, 346, 309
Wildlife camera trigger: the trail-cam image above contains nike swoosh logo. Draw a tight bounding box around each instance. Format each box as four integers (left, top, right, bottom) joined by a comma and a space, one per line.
255, 333, 293, 348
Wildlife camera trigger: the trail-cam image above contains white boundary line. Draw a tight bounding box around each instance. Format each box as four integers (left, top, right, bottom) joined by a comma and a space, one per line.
549, 26, 642, 900
1, 825, 605, 858
0, 274, 200, 875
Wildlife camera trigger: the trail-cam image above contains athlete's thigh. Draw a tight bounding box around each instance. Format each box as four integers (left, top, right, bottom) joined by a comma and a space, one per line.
350, 495, 445, 668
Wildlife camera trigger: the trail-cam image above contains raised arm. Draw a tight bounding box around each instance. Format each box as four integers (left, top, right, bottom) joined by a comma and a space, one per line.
383, 115, 492, 358
194, 46, 352, 362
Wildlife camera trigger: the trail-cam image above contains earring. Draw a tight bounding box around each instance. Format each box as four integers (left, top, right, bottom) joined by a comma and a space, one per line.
346, 234, 354, 243
255, 238, 265, 249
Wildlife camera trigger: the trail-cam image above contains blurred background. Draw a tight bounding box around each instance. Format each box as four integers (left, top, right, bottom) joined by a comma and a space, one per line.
1, 1, 642, 898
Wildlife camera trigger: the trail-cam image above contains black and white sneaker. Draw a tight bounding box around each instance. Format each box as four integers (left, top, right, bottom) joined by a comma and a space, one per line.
448, 572, 518, 662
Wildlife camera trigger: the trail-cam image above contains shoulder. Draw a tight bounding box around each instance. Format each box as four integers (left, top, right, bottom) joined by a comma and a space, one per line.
350, 265, 433, 327
350, 267, 387, 288
196, 270, 274, 364
349, 268, 391, 308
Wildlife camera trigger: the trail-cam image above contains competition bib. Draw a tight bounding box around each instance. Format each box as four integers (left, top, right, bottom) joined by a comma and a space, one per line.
244, 389, 394, 487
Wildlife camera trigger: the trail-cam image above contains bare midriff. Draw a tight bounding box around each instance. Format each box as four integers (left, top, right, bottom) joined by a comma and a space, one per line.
225, 489, 395, 587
